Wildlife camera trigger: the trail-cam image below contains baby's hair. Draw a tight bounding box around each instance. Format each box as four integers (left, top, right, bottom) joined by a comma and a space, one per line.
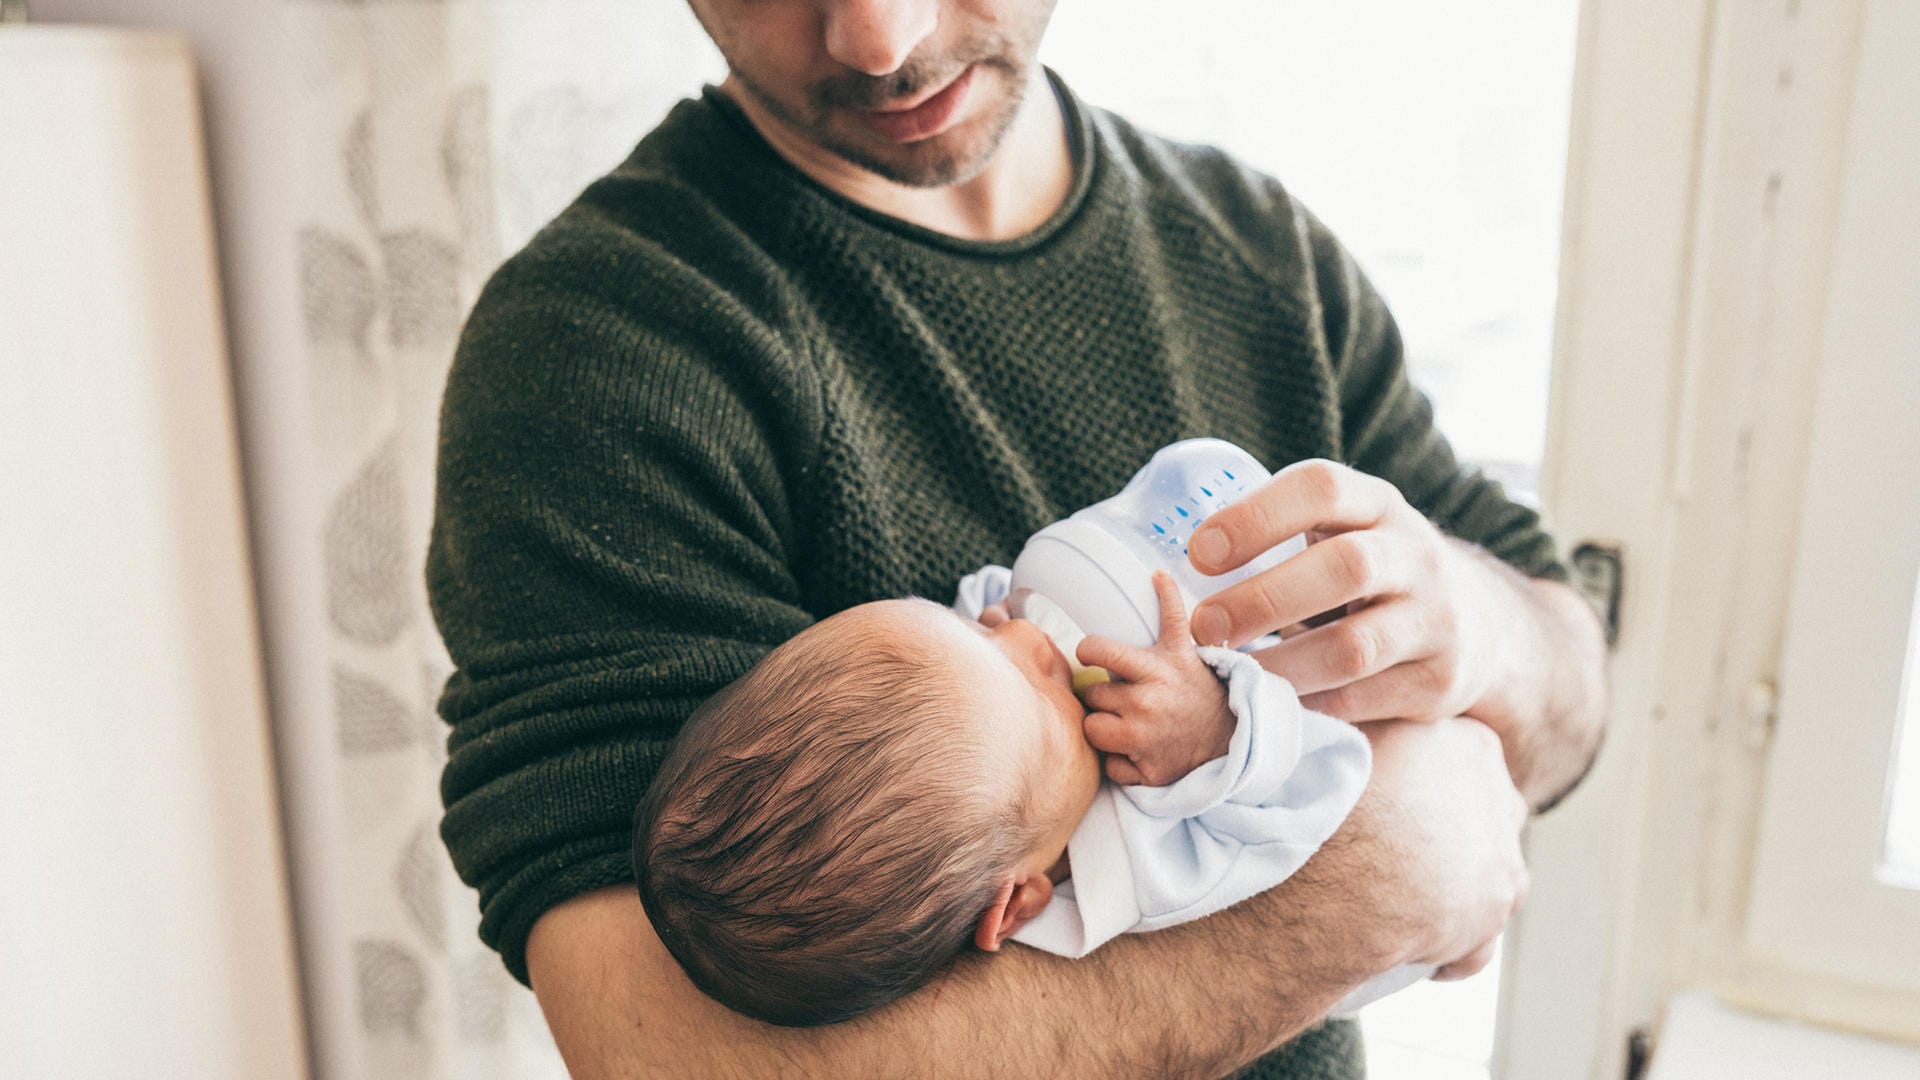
633, 602, 1041, 1026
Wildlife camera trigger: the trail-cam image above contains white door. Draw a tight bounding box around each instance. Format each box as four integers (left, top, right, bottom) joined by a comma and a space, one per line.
1503, 1, 1920, 1076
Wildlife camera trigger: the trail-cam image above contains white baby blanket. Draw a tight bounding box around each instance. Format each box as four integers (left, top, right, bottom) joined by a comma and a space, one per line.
954, 565, 1431, 1015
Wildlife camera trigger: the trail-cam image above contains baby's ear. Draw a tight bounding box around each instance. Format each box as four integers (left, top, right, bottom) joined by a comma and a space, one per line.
974, 872, 1054, 952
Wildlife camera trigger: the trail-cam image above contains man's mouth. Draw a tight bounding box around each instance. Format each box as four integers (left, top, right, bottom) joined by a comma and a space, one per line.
852, 65, 976, 144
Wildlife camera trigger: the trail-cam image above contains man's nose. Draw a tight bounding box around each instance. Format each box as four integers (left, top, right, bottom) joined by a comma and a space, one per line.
823, 0, 938, 77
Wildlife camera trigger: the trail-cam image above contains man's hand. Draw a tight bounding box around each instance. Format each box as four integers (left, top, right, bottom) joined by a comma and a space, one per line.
1186, 459, 1607, 806
1187, 460, 1515, 722
1075, 571, 1237, 786
1356, 717, 1531, 980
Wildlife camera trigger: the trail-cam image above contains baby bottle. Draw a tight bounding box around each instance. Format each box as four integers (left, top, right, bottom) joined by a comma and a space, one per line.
1007, 439, 1306, 682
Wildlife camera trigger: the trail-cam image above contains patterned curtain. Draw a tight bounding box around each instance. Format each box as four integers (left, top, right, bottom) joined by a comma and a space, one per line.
282, 2, 719, 1075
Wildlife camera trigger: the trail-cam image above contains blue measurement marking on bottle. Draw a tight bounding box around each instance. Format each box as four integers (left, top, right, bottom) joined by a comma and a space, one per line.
1201, 487, 1213, 497
1175, 506, 1189, 517
1223, 470, 1235, 480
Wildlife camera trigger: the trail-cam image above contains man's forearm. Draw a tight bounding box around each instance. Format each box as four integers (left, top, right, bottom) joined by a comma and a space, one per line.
530, 716, 1527, 1078
1483, 564, 1609, 811
530, 830, 1389, 1079
885, 820, 1390, 1077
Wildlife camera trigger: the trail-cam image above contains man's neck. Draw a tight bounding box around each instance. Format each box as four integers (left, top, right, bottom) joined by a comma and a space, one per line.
722, 69, 1073, 243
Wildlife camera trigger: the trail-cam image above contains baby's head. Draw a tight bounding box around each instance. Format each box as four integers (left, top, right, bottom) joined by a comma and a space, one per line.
632, 597, 1102, 1026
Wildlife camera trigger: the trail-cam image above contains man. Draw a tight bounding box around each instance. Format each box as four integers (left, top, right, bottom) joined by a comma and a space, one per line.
426, 0, 1608, 1075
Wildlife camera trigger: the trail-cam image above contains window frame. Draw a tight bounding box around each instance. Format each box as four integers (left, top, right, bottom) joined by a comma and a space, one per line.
1743, 0, 1920, 997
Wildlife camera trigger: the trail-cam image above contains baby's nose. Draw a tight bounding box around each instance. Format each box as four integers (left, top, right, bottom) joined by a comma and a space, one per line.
999, 616, 1045, 647
1004, 618, 1069, 677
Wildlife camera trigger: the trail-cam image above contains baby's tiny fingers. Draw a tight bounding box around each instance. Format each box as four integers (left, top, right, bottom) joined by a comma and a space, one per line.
1149, 571, 1192, 644
1083, 710, 1145, 756
1105, 755, 1148, 786
1081, 679, 1120, 714
1077, 633, 1155, 680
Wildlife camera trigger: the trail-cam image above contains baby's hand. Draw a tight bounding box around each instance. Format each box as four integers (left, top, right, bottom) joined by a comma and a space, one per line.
1076, 571, 1236, 786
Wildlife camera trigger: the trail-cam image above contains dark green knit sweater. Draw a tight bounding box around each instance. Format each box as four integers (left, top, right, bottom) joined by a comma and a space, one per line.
428, 73, 1564, 1078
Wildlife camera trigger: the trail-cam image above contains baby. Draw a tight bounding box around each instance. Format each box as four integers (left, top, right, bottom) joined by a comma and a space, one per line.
632, 569, 1396, 1027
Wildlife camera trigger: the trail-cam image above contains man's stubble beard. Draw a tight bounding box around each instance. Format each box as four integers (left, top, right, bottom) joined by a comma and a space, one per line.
728, 48, 1040, 189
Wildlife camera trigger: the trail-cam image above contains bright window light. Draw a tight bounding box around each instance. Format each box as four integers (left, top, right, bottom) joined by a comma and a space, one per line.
1044, 4, 1582, 1075
1880, 578, 1920, 888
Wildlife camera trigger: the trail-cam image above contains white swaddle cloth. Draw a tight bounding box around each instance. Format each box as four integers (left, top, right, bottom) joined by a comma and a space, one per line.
955, 565, 1432, 1015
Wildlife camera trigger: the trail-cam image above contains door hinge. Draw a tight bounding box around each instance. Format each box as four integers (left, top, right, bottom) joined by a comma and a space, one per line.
1571, 541, 1625, 647
1625, 1025, 1653, 1080
1743, 679, 1780, 750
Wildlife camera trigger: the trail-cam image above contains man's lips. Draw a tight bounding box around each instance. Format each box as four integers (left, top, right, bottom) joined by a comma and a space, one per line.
852, 66, 975, 144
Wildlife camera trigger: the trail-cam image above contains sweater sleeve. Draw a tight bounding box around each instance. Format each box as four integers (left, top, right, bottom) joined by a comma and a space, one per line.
1300, 208, 1570, 582
426, 240, 822, 984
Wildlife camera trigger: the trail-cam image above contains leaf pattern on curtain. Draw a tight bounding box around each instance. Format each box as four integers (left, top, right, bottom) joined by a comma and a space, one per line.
281, 2, 722, 1075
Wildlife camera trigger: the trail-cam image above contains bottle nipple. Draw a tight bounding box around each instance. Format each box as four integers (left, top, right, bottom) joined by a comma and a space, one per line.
1018, 591, 1110, 697
1072, 666, 1111, 696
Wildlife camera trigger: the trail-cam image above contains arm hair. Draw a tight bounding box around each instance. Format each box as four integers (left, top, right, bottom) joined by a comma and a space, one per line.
531, 804, 1392, 1079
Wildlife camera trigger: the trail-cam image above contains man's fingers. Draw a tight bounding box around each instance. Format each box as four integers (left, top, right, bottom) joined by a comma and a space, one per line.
1433, 937, 1500, 982
1249, 602, 1430, 698
1297, 660, 1458, 723
1192, 531, 1410, 648
1187, 459, 1397, 576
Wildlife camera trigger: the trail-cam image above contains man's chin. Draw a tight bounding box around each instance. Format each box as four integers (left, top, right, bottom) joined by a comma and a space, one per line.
827, 90, 1028, 189
824, 130, 994, 189
729, 59, 1034, 190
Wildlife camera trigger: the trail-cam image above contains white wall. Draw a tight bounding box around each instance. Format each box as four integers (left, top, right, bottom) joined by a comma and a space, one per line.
30, 2, 354, 1074
0, 27, 307, 1080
